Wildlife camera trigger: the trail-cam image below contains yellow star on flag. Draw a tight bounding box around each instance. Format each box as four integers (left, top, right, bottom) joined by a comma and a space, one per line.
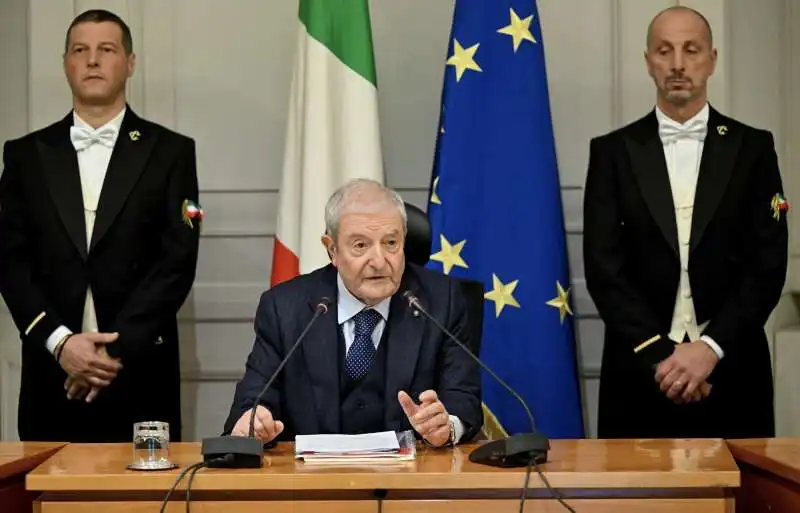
429, 234, 468, 274
447, 39, 482, 82
484, 274, 521, 317
497, 8, 536, 52
430, 176, 442, 205
546, 281, 573, 324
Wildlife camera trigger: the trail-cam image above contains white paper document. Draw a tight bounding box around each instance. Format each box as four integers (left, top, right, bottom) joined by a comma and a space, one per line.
295, 431, 400, 455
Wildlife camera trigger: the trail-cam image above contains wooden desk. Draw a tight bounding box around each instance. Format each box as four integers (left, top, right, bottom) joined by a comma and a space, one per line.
27, 438, 739, 512
727, 438, 800, 513
0, 442, 65, 513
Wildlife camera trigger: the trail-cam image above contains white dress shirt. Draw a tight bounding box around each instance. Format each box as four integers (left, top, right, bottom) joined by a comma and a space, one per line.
655, 103, 724, 359
336, 274, 465, 442
45, 108, 126, 354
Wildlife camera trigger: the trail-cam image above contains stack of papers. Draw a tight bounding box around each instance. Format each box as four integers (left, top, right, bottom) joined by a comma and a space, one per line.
295, 431, 415, 463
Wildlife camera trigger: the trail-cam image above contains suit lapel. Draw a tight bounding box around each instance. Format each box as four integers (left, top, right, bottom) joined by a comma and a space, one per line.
90, 108, 158, 252
301, 267, 341, 433
690, 108, 740, 251
384, 269, 425, 427
38, 114, 88, 260
625, 111, 679, 257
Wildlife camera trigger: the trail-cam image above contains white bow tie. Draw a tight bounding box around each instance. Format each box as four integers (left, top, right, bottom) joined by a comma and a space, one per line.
70, 125, 117, 151
659, 119, 707, 144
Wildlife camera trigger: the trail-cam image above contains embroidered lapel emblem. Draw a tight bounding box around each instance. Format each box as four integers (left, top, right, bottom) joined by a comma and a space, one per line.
129, 130, 141, 141
181, 199, 204, 229
716, 125, 727, 136
771, 193, 790, 221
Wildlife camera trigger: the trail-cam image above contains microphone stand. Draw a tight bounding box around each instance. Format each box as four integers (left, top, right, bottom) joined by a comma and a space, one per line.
404, 291, 578, 512
403, 291, 549, 468
199, 298, 331, 468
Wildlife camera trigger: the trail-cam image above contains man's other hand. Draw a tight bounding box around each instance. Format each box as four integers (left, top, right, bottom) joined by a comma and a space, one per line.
398, 390, 452, 448
59, 332, 122, 387
655, 341, 719, 402
232, 405, 284, 443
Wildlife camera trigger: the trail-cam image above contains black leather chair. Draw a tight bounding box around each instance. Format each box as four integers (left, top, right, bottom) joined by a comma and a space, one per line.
403, 202, 484, 356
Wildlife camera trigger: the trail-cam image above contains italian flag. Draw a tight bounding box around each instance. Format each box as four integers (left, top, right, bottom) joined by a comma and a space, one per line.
271, 0, 385, 286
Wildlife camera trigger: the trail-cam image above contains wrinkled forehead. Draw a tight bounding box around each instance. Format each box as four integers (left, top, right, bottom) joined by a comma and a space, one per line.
338, 207, 405, 237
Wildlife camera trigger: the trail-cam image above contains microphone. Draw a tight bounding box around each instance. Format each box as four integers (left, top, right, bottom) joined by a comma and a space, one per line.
200, 297, 331, 468
402, 291, 549, 468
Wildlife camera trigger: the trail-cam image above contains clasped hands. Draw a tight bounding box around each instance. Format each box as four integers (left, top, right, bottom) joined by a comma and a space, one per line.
654, 340, 719, 404
232, 389, 453, 448
58, 332, 122, 403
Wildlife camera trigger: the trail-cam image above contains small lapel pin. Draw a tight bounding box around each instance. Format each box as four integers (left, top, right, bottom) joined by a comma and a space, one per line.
129, 130, 141, 141
412, 310, 420, 318
716, 125, 727, 136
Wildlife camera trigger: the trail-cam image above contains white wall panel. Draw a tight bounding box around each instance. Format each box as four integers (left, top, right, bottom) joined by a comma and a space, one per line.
616, 0, 677, 125
195, 238, 272, 287
678, 0, 729, 110
540, 0, 615, 188
28, 0, 74, 130
581, 378, 600, 438
181, 381, 238, 441
179, 322, 255, 377
0, 0, 30, 442
369, 0, 454, 189
173, 0, 296, 192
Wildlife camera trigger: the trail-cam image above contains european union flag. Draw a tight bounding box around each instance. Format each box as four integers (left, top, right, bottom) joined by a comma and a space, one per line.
426, 0, 584, 438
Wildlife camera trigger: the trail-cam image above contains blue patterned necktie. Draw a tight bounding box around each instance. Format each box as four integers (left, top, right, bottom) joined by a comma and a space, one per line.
346, 308, 383, 380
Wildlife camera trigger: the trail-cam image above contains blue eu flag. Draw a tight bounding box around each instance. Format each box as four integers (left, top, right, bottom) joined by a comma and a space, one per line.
426, 0, 584, 438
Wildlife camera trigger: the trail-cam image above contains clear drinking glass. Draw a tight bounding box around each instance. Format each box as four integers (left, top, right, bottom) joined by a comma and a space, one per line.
130, 421, 173, 470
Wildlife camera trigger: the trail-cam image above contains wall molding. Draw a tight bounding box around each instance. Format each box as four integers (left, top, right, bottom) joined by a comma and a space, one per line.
0, 359, 21, 440
180, 365, 603, 383
181, 277, 598, 322
677, 0, 729, 110
181, 370, 242, 382
141, 0, 176, 128
198, 227, 586, 239
785, 0, 800, 291
610, 0, 622, 128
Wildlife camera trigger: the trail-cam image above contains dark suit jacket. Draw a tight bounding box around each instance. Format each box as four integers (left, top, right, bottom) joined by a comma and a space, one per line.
222, 263, 483, 442
0, 107, 200, 442
583, 105, 787, 438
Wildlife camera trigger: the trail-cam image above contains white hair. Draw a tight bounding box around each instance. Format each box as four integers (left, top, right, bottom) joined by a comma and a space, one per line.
324, 178, 407, 240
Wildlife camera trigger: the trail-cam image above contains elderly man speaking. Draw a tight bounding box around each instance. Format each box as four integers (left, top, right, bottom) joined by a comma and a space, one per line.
223, 179, 482, 447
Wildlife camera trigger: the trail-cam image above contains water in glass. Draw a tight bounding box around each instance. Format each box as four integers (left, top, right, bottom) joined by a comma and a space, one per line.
132, 421, 171, 469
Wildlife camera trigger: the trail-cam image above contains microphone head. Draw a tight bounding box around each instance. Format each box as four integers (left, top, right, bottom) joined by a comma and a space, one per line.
317, 297, 331, 314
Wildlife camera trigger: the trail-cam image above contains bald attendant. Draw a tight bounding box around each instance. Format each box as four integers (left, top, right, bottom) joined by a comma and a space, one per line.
583, 6, 787, 439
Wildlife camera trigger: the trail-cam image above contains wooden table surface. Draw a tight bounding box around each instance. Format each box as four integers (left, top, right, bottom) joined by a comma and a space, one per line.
0, 442, 65, 480
726, 438, 800, 513
727, 438, 800, 485
0, 442, 66, 513
27, 438, 739, 491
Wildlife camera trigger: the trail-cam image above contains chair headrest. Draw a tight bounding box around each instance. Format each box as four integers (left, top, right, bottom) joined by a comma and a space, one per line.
404, 202, 432, 266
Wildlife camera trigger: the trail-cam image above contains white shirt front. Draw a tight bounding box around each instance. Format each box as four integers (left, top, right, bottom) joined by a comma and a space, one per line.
337, 273, 391, 353
655, 103, 724, 359
45, 108, 126, 353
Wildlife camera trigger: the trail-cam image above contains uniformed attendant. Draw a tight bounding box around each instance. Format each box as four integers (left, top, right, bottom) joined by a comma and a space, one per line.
0, 9, 200, 442
583, 5, 787, 438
